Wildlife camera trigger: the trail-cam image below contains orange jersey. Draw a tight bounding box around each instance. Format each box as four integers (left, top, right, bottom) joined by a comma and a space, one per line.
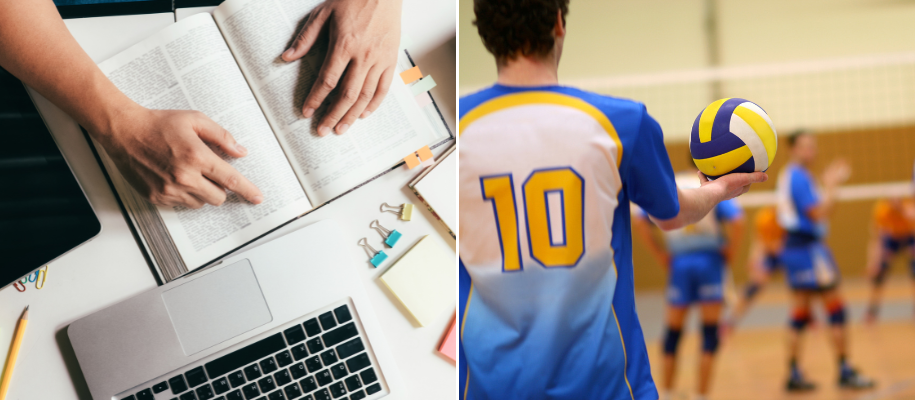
873, 199, 915, 238
755, 206, 785, 253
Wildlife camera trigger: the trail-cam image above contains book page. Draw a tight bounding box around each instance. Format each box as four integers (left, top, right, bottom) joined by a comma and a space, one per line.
98, 13, 311, 270
212, 0, 438, 204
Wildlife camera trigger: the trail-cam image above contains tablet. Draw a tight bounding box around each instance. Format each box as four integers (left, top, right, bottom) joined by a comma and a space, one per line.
55, 0, 172, 19
0, 68, 101, 287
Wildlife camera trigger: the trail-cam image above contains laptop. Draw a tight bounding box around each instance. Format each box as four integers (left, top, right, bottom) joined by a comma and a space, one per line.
68, 220, 405, 400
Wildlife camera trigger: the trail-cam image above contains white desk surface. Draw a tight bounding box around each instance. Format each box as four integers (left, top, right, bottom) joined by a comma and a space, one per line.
0, 8, 455, 400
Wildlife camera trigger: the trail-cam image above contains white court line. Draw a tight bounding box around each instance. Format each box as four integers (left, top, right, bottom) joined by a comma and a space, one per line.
854, 377, 915, 400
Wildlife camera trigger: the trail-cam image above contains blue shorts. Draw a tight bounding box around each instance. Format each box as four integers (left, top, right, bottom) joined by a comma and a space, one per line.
882, 235, 915, 254
667, 252, 724, 306
782, 242, 840, 291
764, 253, 783, 272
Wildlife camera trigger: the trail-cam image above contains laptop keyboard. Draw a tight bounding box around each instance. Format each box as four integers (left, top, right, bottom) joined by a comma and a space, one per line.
118, 300, 386, 400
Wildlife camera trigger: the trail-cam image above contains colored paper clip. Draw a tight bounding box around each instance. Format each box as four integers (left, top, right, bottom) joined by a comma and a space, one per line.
13, 281, 26, 292
381, 202, 413, 221
35, 265, 48, 289
371, 219, 402, 248
358, 238, 388, 268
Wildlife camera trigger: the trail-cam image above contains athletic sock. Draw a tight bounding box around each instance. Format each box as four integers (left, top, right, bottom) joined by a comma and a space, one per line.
839, 355, 853, 378
789, 358, 802, 380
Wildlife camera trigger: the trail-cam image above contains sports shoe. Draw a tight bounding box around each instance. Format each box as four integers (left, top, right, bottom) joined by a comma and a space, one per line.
839, 368, 875, 389
786, 375, 817, 392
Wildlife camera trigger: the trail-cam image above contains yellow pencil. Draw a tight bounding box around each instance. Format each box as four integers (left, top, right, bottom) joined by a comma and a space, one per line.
0, 306, 28, 400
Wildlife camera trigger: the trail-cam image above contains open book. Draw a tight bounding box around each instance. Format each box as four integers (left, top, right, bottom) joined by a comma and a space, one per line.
94, 0, 451, 282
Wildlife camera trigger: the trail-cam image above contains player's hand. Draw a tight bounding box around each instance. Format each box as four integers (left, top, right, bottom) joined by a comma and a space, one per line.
96, 107, 264, 209
822, 158, 851, 188
282, 0, 402, 136
698, 171, 768, 201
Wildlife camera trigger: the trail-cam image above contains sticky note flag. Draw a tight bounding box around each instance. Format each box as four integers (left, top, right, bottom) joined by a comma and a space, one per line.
400, 66, 423, 84
414, 92, 433, 108
417, 146, 433, 161
439, 316, 457, 362
410, 75, 437, 96
404, 154, 421, 169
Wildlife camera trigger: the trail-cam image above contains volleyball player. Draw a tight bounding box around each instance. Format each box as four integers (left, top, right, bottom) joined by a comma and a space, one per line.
633, 170, 745, 400
723, 206, 785, 331
864, 197, 915, 322
776, 131, 874, 391
458, 1, 767, 398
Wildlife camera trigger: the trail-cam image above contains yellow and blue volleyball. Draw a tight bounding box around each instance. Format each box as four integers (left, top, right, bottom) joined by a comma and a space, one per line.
689, 98, 777, 179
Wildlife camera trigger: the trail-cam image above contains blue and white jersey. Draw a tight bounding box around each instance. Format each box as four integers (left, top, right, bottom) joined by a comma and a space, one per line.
776, 162, 825, 239
459, 84, 679, 400
641, 173, 743, 256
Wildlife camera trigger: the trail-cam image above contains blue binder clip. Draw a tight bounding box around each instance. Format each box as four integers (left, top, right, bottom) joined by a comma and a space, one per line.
371, 219, 402, 248
359, 238, 388, 268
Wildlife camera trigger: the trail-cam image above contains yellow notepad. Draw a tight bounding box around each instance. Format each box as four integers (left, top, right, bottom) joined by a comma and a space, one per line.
380, 235, 456, 326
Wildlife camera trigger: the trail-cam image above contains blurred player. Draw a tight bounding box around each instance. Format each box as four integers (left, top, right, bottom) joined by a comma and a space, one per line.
776, 131, 874, 391
723, 206, 785, 331
458, 1, 767, 399
864, 197, 915, 323
633, 171, 745, 400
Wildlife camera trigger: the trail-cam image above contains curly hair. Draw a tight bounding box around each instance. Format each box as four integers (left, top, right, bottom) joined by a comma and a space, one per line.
473, 0, 569, 62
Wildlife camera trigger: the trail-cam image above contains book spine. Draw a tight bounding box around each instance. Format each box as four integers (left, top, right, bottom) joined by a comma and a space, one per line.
409, 187, 455, 240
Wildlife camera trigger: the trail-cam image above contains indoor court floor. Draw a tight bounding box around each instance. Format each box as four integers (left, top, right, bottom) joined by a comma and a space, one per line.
638, 275, 915, 400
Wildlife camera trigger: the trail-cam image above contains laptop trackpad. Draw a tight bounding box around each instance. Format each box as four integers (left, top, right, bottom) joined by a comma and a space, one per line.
162, 259, 272, 356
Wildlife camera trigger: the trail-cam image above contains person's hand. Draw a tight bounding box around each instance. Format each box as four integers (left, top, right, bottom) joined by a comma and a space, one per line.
698, 171, 768, 201
96, 107, 264, 209
281, 0, 402, 137
822, 158, 851, 188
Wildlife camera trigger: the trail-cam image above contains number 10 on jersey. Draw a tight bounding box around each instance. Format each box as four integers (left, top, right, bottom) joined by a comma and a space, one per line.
480, 167, 585, 272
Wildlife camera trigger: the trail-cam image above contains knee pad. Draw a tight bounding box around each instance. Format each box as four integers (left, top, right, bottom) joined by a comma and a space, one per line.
663, 328, 682, 355
790, 306, 811, 331
702, 324, 719, 353
744, 283, 761, 301
826, 299, 846, 325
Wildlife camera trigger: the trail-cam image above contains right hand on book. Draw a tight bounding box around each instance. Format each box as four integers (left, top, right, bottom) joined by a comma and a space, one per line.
281, 0, 402, 137
97, 108, 264, 209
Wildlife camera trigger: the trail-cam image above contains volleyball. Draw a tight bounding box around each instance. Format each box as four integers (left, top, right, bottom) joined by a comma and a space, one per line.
689, 98, 777, 179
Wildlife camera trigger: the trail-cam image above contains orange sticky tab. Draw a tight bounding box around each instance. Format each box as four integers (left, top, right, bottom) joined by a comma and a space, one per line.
400, 66, 423, 84
417, 146, 433, 161
403, 154, 421, 169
